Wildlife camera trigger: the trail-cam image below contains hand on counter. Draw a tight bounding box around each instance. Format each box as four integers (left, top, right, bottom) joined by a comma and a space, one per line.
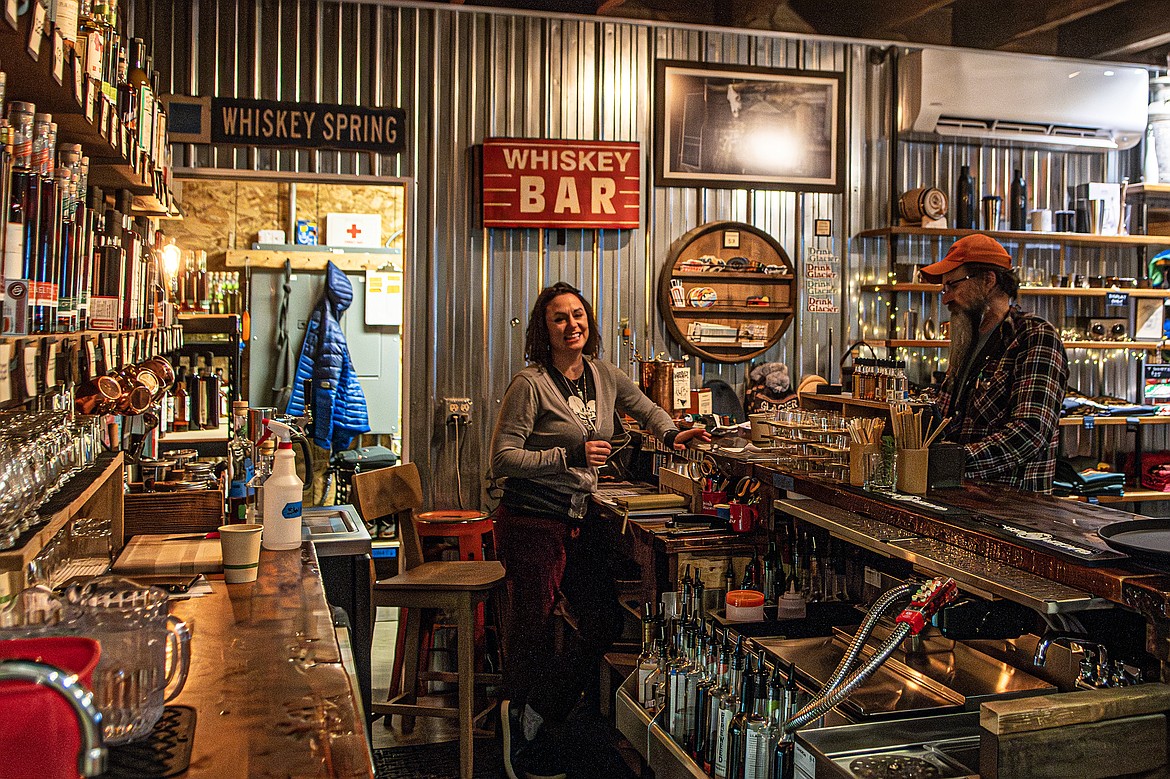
674, 427, 712, 449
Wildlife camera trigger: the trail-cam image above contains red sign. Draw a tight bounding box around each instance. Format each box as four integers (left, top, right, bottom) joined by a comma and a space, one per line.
481, 138, 641, 229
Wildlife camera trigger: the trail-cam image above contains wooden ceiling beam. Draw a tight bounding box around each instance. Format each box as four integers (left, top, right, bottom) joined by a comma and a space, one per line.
1056, 0, 1170, 60
786, 0, 956, 38
950, 0, 1126, 50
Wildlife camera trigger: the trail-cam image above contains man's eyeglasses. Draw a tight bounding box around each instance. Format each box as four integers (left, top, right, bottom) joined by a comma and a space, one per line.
941, 275, 974, 294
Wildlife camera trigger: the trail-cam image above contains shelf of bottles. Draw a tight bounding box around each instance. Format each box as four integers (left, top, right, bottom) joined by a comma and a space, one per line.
620, 578, 802, 779
0, 1, 175, 213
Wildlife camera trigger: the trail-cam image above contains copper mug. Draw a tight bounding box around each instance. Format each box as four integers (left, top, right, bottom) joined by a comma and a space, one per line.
137, 356, 174, 400
74, 374, 123, 415
109, 370, 153, 415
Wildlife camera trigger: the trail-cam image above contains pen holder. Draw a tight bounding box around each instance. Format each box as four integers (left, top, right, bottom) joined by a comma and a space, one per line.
849, 441, 880, 487
896, 448, 929, 495
701, 490, 727, 515
728, 502, 757, 533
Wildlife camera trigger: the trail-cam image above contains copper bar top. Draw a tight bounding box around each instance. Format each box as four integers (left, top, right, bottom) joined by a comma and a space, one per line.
169, 543, 374, 778
747, 462, 1170, 619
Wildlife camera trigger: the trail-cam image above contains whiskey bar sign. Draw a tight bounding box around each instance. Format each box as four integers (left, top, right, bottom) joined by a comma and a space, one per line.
481, 138, 640, 229
166, 95, 405, 153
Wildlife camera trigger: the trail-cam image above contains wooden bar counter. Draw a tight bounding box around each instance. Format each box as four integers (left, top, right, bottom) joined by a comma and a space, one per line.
168, 542, 374, 778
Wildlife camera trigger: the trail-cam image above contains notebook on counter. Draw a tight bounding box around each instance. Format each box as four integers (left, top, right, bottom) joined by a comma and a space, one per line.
113, 534, 224, 576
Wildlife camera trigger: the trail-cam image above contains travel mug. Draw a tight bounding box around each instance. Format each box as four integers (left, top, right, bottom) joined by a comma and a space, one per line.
981, 196, 1002, 231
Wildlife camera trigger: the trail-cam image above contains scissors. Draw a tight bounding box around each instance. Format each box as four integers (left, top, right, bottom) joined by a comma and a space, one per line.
733, 476, 760, 503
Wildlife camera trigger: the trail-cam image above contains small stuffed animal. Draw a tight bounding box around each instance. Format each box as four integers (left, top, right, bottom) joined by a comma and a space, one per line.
744, 362, 797, 414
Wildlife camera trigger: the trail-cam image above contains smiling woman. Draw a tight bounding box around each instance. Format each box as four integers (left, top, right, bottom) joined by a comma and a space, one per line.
488, 281, 710, 779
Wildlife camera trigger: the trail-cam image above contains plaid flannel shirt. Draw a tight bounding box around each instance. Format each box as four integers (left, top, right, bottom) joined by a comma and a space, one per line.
936, 306, 1067, 493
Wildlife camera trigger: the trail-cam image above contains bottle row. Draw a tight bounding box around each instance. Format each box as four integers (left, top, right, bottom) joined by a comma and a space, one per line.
22, 0, 172, 185
170, 259, 243, 316
0, 92, 167, 335
636, 570, 799, 779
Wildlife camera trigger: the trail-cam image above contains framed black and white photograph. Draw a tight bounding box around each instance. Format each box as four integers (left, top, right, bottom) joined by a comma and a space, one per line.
655, 60, 845, 192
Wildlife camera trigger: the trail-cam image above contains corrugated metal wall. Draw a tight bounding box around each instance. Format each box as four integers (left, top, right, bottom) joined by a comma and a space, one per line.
135, 0, 869, 507
134, 0, 1152, 506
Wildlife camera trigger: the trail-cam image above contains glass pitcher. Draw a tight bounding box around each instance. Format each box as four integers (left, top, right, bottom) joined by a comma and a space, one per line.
79, 576, 191, 745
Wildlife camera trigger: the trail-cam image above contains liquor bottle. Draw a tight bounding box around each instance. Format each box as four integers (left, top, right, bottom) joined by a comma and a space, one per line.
666, 617, 691, 741
89, 207, 123, 330
726, 650, 757, 779
636, 602, 659, 709
56, 144, 83, 332
763, 542, 780, 604
713, 635, 744, 778
681, 617, 704, 751
172, 365, 189, 431
24, 114, 51, 333
1010, 168, 1027, 231
196, 251, 209, 312
3, 102, 35, 336
704, 629, 731, 775
692, 621, 718, 765
956, 164, 975, 229
744, 651, 772, 779
77, 182, 100, 331
227, 400, 254, 522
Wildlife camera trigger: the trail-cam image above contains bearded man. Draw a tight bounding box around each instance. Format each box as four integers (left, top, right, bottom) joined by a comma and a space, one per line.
921, 234, 1068, 493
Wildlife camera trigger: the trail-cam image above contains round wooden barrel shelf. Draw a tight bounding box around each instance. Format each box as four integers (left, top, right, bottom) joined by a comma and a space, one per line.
658, 220, 796, 363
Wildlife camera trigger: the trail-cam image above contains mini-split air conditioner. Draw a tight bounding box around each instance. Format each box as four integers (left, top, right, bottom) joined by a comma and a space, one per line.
898, 48, 1149, 150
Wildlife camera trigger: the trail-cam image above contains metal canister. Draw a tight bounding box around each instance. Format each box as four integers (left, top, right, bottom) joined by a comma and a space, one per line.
639, 358, 686, 412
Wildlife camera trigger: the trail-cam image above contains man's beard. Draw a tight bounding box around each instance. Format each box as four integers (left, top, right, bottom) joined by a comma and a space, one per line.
948, 300, 988, 376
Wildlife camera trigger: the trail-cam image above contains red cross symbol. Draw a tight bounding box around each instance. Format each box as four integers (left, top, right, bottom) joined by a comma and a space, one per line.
346, 224, 362, 239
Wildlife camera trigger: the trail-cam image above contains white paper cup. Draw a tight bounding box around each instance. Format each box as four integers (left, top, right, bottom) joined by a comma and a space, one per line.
219, 524, 263, 583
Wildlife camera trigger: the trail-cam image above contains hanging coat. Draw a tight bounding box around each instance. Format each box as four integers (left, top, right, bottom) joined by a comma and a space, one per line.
286, 261, 370, 451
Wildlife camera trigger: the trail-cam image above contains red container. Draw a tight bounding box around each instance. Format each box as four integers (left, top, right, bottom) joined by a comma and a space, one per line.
700, 490, 727, 516
0, 637, 101, 779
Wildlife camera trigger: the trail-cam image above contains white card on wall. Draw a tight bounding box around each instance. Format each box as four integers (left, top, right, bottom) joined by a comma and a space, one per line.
672, 366, 691, 410
364, 269, 403, 326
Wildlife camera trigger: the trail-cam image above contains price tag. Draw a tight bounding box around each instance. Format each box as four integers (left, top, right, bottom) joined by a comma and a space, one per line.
772, 472, 795, 491
22, 343, 38, 397
83, 77, 94, 123
1106, 291, 1130, 307
51, 30, 64, 84
72, 54, 83, 104
101, 333, 114, 369
5, 0, 17, 29
1127, 416, 1141, 433
27, 0, 46, 60
0, 343, 12, 403
1082, 415, 1095, 430
85, 336, 97, 376
43, 340, 58, 387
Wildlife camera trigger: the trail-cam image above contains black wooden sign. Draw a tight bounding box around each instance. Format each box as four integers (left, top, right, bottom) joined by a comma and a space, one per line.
203, 97, 405, 153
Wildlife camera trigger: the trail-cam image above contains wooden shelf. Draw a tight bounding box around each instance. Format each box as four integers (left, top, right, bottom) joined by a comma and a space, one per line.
862, 282, 1170, 299
0, 325, 176, 344
0, 451, 123, 577
0, 13, 168, 201
855, 225, 1170, 247
1060, 416, 1170, 427
1062, 488, 1170, 504
670, 271, 795, 283
670, 305, 792, 316
880, 339, 1164, 350
225, 249, 396, 272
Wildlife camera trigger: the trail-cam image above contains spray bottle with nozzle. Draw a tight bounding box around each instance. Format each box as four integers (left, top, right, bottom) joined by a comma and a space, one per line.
261, 418, 304, 551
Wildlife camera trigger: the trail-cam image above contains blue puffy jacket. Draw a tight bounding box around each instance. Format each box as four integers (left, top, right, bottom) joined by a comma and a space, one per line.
286, 262, 370, 450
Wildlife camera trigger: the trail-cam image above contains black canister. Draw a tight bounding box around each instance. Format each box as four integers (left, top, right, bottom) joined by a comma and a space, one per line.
1010, 169, 1027, 231
956, 164, 975, 229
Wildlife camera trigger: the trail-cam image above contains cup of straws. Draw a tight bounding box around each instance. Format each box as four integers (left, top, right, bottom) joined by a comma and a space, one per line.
890, 404, 950, 495
847, 417, 885, 487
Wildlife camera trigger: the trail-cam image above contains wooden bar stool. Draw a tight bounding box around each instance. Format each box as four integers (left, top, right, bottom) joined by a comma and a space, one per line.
354, 463, 504, 779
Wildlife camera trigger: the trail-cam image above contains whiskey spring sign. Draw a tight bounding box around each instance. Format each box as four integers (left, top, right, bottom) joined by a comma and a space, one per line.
165, 95, 405, 153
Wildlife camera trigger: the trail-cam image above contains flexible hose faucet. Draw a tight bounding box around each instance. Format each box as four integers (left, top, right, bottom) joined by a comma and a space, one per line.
0, 659, 106, 777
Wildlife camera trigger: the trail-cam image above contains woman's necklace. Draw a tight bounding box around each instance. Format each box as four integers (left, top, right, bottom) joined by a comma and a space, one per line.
559, 366, 595, 431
